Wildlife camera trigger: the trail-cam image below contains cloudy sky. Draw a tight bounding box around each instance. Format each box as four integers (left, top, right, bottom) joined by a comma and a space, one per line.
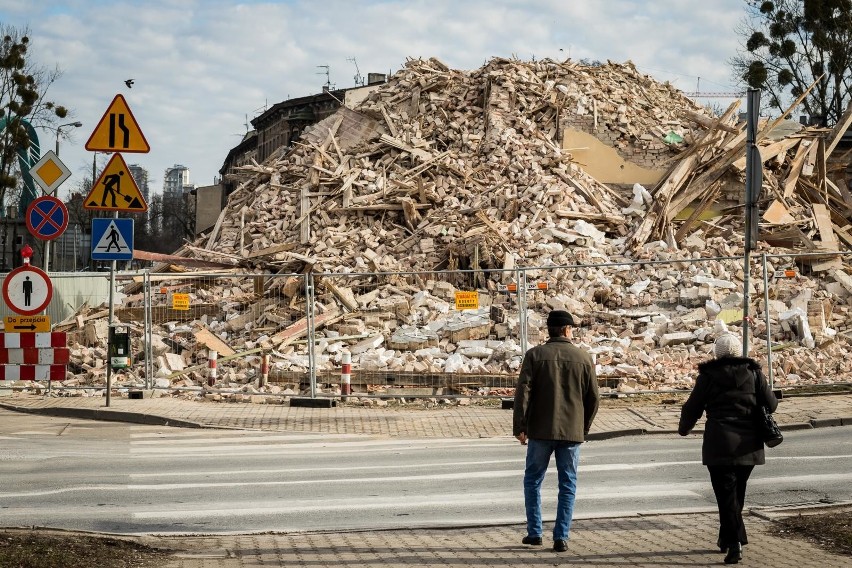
2, 0, 746, 198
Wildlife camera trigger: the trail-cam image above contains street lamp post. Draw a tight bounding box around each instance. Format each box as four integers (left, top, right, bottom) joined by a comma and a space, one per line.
46, 121, 82, 273
55, 121, 82, 156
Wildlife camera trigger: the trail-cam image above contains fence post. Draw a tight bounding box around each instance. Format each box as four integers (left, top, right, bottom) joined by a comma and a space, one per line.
259, 352, 269, 387
306, 273, 317, 398
341, 350, 352, 397
207, 350, 218, 386
517, 268, 528, 355
143, 271, 152, 390
762, 253, 774, 390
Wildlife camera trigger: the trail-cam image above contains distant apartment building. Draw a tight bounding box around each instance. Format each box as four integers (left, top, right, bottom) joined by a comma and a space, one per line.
163, 164, 194, 197
127, 164, 150, 202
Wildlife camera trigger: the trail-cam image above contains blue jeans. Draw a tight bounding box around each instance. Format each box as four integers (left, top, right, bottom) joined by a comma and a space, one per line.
523, 438, 581, 541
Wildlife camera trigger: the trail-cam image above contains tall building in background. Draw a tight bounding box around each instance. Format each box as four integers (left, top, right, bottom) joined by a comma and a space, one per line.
163, 164, 194, 197
127, 164, 150, 202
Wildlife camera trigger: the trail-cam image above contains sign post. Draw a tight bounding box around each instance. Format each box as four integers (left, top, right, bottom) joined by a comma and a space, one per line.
27, 152, 72, 273
2, 246, 53, 316
84, 93, 151, 408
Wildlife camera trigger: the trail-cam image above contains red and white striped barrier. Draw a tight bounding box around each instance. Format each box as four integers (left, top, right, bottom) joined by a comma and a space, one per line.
0, 365, 65, 381
0, 332, 67, 382
0, 332, 66, 348
0, 347, 70, 365
261, 353, 269, 387
341, 351, 351, 396
207, 350, 218, 386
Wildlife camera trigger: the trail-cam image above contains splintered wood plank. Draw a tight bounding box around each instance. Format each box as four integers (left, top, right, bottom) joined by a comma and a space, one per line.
271, 309, 343, 347
762, 200, 796, 225
194, 327, 236, 357
732, 138, 798, 170
826, 102, 852, 157
783, 141, 810, 198
813, 203, 839, 250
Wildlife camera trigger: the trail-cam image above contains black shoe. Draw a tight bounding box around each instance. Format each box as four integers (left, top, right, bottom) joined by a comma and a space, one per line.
522, 535, 542, 546
553, 539, 568, 552
724, 542, 742, 564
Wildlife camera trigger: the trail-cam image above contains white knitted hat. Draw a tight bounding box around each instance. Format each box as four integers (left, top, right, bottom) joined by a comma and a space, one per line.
714, 333, 741, 359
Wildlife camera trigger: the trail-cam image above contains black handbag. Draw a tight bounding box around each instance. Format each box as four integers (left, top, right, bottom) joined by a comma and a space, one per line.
755, 374, 783, 448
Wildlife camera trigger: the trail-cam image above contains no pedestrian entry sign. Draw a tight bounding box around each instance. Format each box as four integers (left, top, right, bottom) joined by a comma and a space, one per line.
2, 265, 53, 316
26, 196, 69, 241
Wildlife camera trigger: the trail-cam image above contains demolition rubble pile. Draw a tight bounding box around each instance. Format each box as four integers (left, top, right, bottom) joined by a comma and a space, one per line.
50, 57, 852, 398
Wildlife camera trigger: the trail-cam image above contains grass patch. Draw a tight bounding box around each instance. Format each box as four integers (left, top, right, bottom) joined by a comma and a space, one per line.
774, 511, 852, 557
0, 530, 168, 568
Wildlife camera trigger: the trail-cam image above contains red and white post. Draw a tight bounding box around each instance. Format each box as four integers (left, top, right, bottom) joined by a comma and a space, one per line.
207, 350, 218, 387
260, 353, 270, 387
341, 350, 351, 397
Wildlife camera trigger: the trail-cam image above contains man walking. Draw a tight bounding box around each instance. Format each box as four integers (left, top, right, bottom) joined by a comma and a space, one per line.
513, 310, 600, 552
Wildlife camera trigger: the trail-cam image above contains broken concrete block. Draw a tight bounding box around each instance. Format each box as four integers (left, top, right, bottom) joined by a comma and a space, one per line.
659, 332, 695, 347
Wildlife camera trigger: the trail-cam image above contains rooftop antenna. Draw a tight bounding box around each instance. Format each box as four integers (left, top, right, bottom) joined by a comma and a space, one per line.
317, 65, 333, 90
348, 57, 365, 86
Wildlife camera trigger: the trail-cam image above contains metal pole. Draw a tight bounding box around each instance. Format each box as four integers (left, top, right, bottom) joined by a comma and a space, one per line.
518, 268, 528, 354
105, 211, 117, 407
306, 274, 317, 398
742, 88, 762, 356
762, 253, 774, 390
143, 270, 150, 390
147, 271, 154, 389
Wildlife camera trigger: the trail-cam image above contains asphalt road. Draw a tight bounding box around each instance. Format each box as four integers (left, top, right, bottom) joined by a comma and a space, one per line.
2, 410, 851, 534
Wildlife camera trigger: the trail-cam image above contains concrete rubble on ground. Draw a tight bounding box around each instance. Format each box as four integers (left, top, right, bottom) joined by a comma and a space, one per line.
26, 57, 852, 401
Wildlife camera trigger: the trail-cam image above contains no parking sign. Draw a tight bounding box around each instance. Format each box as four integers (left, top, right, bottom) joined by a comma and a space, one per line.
26, 196, 69, 241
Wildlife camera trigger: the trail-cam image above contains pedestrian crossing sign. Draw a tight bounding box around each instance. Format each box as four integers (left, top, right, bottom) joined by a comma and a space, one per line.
84, 153, 148, 212
91, 218, 134, 261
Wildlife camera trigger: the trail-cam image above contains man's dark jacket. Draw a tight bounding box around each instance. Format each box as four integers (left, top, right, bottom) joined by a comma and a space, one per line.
679, 356, 778, 465
513, 337, 600, 441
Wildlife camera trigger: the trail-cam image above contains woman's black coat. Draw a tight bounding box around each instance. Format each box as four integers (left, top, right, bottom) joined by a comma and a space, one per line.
679, 356, 778, 466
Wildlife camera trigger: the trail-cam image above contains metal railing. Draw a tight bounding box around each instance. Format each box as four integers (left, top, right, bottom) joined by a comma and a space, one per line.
2, 250, 851, 398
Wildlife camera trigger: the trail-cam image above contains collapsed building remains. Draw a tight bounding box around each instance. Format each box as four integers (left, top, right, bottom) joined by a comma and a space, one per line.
46, 57, 852, 400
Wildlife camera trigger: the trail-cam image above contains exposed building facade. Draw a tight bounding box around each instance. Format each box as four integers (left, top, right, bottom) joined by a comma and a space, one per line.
218, 74, 387, 197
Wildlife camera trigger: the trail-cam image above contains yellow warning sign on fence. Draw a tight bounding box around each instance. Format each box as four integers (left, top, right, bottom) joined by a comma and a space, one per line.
172, 293, 190, 311
454, 291, 479, 310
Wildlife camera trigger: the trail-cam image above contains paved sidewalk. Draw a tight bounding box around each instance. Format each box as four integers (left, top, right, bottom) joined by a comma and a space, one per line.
2, 391, 852, 438
141, 508, 849, 567
2, 392, 851, 567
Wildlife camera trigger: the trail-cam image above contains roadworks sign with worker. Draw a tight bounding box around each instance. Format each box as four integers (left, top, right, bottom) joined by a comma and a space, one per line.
84, 153, 148, 212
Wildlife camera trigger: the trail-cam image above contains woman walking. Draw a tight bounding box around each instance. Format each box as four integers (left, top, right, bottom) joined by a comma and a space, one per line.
678, 333, 778, 564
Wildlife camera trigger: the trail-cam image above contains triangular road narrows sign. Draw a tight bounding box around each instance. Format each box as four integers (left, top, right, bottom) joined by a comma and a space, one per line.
84, 153, 148, 212
85, 94, 150, 153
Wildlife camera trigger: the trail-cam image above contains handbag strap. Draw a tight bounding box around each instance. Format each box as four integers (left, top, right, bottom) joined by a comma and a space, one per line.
753, 369, 766, 409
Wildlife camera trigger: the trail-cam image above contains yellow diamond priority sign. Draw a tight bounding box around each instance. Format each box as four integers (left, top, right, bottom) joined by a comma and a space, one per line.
29, 150, 72, 194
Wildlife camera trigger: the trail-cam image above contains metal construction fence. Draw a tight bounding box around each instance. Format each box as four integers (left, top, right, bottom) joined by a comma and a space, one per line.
3, 251, 851, 398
